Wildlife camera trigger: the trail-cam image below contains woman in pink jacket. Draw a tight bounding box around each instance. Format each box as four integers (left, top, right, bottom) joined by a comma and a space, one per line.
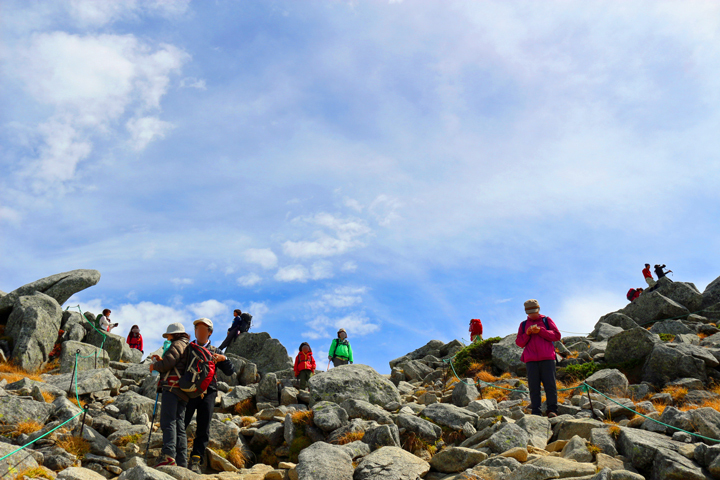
515, 299, 562, 417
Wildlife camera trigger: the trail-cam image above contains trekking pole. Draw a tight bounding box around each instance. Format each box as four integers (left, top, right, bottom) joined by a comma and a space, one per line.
145, 390, 160, 461
68, 350, 80, 396
327, 360, 332, 372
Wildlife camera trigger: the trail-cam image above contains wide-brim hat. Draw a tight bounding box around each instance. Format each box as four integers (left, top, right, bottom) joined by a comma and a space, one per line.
162, 322, 186, 338
193, 318, 213, 329
337, 328, 347, 335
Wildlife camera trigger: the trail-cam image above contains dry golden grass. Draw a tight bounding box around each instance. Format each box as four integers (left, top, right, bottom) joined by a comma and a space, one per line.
414, 389, 427, 396
499, 372, 512, 380
233, 398, 256, 417
587, 443, 602, 456
603, 418, 619, 425
116, 433, 143, 446
291, 410, 314, 425
556, 380, 583, 404
56, 436, 91, 459
336, 431, 365, 445
698, 332, 711, 340
41, 391, 55, 403
13, 420, 43, 437
239, 416, 256, 427
8, 467, 54, 480
69, 396, 87, 408
37, 360, 59, 375
661, 385, 688, 405
0, 363, 44, 383
465, 361, 491, 379
480, 387, 508, 402
474, 370, 498, 384
652, 402, 668, 415
215, 447, 248, 469
608, 425, 621, 439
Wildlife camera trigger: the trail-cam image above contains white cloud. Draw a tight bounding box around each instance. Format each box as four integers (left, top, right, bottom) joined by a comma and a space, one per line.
369, 195, 402, 227
282, 213, 372, 258
341, 261, 357, 273
0, 206, 21, 223
274, 265, 309, 283
311, 286, 367, 310
311, 261, 334, 280
304, 312, 379, 339
556, 291, 627, 336
170, 278, 193, 286
126, 116, 174, 151
247, 301, 269, 329
180, 77, 207, 90
67, 0, 191, 27
343, 197, 363, 212
237, 273, 262, 287
187, 299, 229, 320
244, 248, 278, 269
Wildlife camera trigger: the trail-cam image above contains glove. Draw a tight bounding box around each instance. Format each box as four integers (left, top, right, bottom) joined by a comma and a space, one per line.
349, 361, 353, 364
328, 357, 332, 361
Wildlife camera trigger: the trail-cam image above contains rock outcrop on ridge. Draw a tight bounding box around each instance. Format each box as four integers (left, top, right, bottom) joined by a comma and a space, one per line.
3, 271, 720, 479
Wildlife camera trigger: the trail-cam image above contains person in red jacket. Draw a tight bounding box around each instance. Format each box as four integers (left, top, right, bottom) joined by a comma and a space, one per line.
642, 264, 655, 287
126, 325, 143, 353
469, 318, 483, 342
515, 299, 561, 418
294, 342, 316, 390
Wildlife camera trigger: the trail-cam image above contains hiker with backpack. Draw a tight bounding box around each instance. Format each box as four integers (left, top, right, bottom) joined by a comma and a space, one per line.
184, 318, 235, 474
515, 299, 561, 418
97, 309, 119, 333
626, 288, 643, 302
469, 318, 483, 342
294, 342, 316, 390
149, 323, 191, 467
328, 328, 353, 367
219, 309, 252, 351
655, 264, 673, 280
126, 325, 143, 353
642, 264, 656, 288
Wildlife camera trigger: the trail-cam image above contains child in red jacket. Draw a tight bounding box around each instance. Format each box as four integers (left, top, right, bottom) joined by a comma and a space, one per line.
294, 342, 316, 390
127, 325, 143, 353
469, 318, 483, 342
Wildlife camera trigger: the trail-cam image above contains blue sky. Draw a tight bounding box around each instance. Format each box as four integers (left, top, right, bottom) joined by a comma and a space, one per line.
2, 1, 720, 373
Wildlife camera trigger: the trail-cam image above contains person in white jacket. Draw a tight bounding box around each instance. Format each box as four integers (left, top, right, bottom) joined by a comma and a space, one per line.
98, 309, 118, 332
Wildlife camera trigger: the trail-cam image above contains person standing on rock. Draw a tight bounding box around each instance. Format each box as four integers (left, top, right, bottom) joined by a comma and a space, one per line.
219, 309, 252, 351
655, 264, 672, 281
97, 309, 118, 333
149, 322, 191, 468
642, 264, 656, 288
126, 325, 143, 353
515, 299, 561, 418
469, 318, 483, 342
185, 318, 235, 474
294, 342, 316, 389
328, 328, 353, 367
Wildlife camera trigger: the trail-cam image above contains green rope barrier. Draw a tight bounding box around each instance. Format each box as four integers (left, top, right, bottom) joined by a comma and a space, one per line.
0, 352, 87, 467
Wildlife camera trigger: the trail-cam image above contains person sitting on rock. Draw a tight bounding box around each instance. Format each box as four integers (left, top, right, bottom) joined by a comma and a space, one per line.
642, 264, 656, 287
219, 309, 252, 351
149, 322, 191, 468
626, 287, 643, 302
328, 328, 353, 367
126, 325, 143, 353
515, 299, 561, 418
469, 318, 483, 342
97, 309, 118, 333
185, 318, 235, 474
294, 342, 316, 390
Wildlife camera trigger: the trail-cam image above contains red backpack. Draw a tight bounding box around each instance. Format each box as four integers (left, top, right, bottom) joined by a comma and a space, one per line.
469, 318, 483, 335
177, 342, 216, 398
626, 289, 636, 302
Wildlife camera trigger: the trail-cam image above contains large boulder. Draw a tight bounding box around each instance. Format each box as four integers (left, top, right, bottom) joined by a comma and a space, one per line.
0, 269, 100, 321
396, 360, 433, 382
85, 330, 133, 363
308, 364, 401, 407
396, 414, 442, 442
45, 367, 122, 395
342, 399, 394, 425
702, 275, 720, 310
615, 427, 704, 479
5, 292, 62, 371
295, 441, 354, 480
60, 340, 110, 373
312, 401, 349, 432
515, 415, 552, 449
652, 278, 703, 312
618, 292, 689, 325
429, 446, 487, 473
0, 442, 40, 477
592, 313, 639, 334
389, 340, 462, 369
584, 369, 629, 396
420, 403, 478, 430
451, 379, 480, 407
487, 423, 530, 454
61, 311, 89, 342
641, 343, 707, 386
650, 319, 694, 336
113, 391, 157, 425
354, 446, 430, 480
491, 334, 525, 375
224, 332, 292, 376
0, 396, 54, 424
604, 328, 660, 365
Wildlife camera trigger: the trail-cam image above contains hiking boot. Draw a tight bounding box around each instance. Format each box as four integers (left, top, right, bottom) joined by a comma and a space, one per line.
189, 455, 202, 474
154, 456, 176, 467
547, 412, 558, 418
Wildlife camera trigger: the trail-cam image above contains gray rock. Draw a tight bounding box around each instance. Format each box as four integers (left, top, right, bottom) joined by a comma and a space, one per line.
77, 426, 125, 459
0, 269, 101, 321
312, 401, 349, 432
420, 403, 478, 430
650, 319, 694, 336
605, 327, 661, 365
592, 313, 640, 335
653, 277, 704, 312
215, 352, 245, 386
506, 464, 560, 480
354, 446, 430, 480
618, 291, 689, 325
113, 391, 157, 425
38, 446, 78, 471
429, 446, 487, 473
658, 406, 694, 434
641, 343, 707, 386
554, 418, 606, 441
56, 467, 107, 480
155, 466, 201, 480
652, 447, 708, 480
516, 415, 552, 449
702, 275, 720, 310
122, 363, 153, 383
338, 440, 371, 460
451, 379, 479, 407
615, 427, 693, 474
585, 369, 629, 396
250, 421, 284, 447
106, 424, 149, 444
118, 465, 175, 480
85, 330, 132, 363
224, 332, 292, 376
62, 311, 89, 341
60, 341, 110, 373
0, 395, 54, 425
561, 435, 593, 462
389, 340, 445, 368
397, 359, 433, 382
527, 456, 595, 478
5, 292, 62, 371
45, 368, 121, 395
4, 377, 67, 397
257, 372, 279, 405
296, 441, 354, 480
308, 364, 401, 407
590, 428, 618, 456
342, 398, 393, 425
491, 335, 525, 375
487, 423, 529, 454
0, 440, 40, 476
690, 407, 720, 441
396, 414, 442, 443
219, 385, 255, 410
363, 423, 401, 450
594, 323, 625, 341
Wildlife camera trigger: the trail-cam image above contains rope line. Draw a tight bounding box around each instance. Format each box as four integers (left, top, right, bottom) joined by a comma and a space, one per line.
66, 305, 107, 359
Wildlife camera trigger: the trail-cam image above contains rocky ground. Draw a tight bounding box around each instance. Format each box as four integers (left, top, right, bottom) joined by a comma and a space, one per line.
3, 271, 720, 480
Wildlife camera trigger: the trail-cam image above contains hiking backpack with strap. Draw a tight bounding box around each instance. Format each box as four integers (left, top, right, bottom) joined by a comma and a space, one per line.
521, 316, 550, 334
238, 313, 253, 333
626, 288, 636, 301
166, 342, 216, 398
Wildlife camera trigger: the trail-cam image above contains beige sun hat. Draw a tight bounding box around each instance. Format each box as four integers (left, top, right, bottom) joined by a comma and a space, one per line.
524, 299, 540, 314
193, 318, 214, 329
162, 322, 186, 338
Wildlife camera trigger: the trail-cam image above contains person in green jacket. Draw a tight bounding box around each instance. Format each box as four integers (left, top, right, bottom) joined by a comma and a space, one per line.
328, 328, 353, 367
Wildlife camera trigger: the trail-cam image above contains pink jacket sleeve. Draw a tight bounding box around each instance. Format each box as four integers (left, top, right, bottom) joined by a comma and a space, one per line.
537, 316, 562, 342
515, 322, 530, 347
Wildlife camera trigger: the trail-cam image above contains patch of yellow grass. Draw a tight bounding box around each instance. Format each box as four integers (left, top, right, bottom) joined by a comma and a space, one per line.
499, 372, 512, 380
69, 396, 87, 408
698, 332, 710, 340
215, 447, 248, 469
116, 433, 143, 446
239, 416, 256, 427
661, 385, 688, 405
465, 361, 491, 379
475, 370, 498, 384
336, 431, 365, 445
37, 360, 59, 375
480, 387, 508, 402
13, 421, 43, 437
587, 443, 602, 456
0, 363, 44, 383
233, 398, 256, 416
291, 410, 314, 426
556, 380, 583, 404
608, 425, 621, 439
8, 467, 54, 480
56, 436, 91, 459
652, 402, 668, 415
41, 391, 55, 403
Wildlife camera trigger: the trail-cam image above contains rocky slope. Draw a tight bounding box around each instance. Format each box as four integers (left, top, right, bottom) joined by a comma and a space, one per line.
2, 271, 720, 480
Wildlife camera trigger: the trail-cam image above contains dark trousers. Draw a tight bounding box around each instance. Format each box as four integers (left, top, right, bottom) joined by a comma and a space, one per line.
297, 370, 311, 389
332, 357, 349, 367
184, 390, 217, 459
526, 360, 558, 415
219, 329, 239, 351
160, 390, 188, 466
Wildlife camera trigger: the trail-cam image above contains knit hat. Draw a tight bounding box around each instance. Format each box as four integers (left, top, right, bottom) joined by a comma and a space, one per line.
162, 322, 186, 338
524, 299, 540, 314
337, 328, 347, 336
193, 318, 214, 330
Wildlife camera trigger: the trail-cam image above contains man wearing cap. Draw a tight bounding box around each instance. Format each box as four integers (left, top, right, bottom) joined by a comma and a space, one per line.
328, 328, 354, 367
149, 322, 191, 467
642, 264, 655, 287
515, 300, 561, 418
185, 318, 236, 474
